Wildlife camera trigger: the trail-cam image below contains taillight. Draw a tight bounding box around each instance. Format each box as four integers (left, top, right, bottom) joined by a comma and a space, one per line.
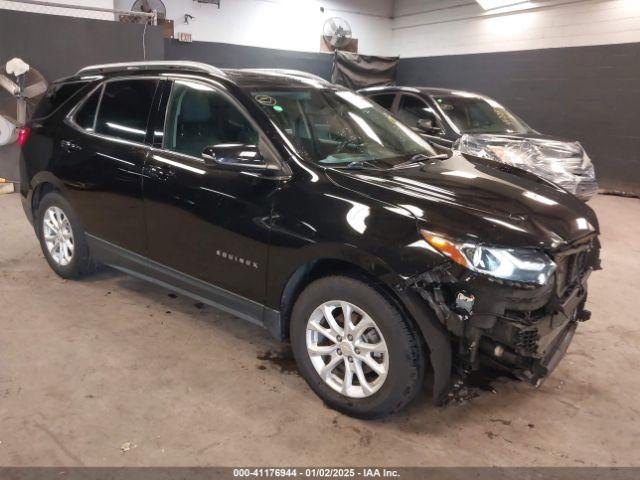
17, 127, 30, 148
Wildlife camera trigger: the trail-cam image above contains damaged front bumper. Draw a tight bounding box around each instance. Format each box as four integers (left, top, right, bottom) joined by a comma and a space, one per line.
477, 269, 590, 387
404, 234, 600, 402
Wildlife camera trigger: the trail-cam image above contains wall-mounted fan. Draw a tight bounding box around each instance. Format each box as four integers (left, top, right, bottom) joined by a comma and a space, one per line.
130, 0, 167, 21
323, 17, 352, 49
321, 17, 357, 53
0, 58, 47, 146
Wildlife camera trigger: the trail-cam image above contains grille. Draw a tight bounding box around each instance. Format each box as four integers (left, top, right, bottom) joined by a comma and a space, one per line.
515, 328, 539, 353
555, 246, 591, 297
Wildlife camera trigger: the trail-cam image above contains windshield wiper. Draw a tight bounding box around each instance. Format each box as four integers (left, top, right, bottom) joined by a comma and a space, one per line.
392, 153, 449, 169
330, 160, 382, 170
327, 160, 380, 170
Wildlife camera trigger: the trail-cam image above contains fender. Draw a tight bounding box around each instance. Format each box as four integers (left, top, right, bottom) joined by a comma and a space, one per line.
396, 287, 452, 405
22, 171, 68, 224
271, 243, 452, 405
268, 241, 409, 311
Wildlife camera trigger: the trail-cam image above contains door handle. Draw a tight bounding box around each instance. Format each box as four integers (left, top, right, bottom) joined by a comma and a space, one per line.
145, 164, 176, 183
60, 140, 82, 152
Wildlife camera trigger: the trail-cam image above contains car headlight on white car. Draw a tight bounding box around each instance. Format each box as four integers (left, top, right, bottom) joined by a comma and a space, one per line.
421, 231, 556, 285
455, 134, 597, 197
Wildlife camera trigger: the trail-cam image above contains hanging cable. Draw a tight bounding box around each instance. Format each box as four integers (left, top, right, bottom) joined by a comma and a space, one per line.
142, 21, 148, 60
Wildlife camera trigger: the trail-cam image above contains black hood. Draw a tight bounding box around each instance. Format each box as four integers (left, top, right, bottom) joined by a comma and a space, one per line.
326, 153, 598, 250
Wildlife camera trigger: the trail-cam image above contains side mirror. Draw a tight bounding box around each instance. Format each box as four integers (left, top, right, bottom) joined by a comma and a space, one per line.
201, 144, 265, 169
417, 118, 443, 135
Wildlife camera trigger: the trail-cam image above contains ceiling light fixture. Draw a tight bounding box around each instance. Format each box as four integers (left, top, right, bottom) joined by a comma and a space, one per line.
476, 0, 530, 10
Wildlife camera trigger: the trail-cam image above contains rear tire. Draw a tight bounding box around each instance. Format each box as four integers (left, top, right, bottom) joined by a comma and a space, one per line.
290, 276, 425, 419
36, 191, 97, 279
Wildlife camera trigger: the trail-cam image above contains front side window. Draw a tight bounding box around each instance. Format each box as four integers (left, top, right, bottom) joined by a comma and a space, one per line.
370, 93, 396, 110
95, 79, 158, 143
432, 94, 531, 134
249, 89, 436, 167
397, 95, 440, 130
163, 80, 258, 158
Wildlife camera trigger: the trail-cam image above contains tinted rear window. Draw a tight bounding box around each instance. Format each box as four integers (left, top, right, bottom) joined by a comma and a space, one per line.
95, 79, 158, 143
33, 81, 89, 120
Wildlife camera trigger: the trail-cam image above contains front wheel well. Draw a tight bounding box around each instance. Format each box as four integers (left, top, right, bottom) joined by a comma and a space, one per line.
279, 258, 422, 345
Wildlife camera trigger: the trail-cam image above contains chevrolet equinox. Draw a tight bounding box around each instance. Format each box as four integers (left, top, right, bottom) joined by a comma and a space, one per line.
19, 62, 601, 418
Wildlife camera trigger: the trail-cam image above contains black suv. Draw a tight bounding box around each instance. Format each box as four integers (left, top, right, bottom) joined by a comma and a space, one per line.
20, 62, 600, 418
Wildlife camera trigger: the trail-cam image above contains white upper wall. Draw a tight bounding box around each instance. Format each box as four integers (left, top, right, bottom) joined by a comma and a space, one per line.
114, 0, 394, 55
3, 0, 640, 58
392, 0, 640, 57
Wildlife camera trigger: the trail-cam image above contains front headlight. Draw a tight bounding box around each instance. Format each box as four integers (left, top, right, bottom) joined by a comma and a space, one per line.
421, 231, 556, 285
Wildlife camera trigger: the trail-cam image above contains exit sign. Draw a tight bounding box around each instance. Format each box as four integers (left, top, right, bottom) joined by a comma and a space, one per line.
177, 32, 193, 42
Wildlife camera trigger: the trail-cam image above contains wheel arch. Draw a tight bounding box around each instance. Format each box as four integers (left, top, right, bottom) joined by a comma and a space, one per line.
276, 253, 452, 405
31, 182, 59, 219
278, 257, 408, 339
28, 172, 67, 222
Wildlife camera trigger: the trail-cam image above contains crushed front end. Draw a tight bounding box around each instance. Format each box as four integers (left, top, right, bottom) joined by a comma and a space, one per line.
408, 233, 601, 396
456, 134, 599, 201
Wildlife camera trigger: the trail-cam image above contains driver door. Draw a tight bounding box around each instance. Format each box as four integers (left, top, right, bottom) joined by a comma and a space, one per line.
142, 78, 283, 308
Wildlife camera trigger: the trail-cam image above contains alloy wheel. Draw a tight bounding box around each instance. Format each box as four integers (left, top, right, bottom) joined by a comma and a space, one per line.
42, 206, 74, 267
306, 300, 389, 398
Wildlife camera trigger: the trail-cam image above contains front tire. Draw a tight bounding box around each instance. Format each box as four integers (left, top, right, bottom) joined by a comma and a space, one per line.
36, 191, 97, 279
290, 276, 425, 419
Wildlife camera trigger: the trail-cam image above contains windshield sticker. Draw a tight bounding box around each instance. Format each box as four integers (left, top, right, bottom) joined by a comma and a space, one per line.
255, 94, 277, 106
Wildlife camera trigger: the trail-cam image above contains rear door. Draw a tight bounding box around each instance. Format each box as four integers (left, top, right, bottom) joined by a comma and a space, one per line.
61, 78, 161, 254
142, 77, 283, 308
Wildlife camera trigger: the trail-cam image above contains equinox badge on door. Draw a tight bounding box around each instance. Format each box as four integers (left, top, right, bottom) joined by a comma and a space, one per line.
216, 250, 259, 269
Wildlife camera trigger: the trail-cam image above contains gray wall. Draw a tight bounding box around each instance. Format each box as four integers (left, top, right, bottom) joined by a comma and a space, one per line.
0, 9, 164, 82
398, 43, 640, 194
165, 39, 332, 79
0, 10, 164, 181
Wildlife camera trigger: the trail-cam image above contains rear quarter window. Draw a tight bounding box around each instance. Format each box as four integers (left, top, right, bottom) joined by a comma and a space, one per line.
73, 86, 102, 131
32, 81, 90, 120
94, 79, 158, 143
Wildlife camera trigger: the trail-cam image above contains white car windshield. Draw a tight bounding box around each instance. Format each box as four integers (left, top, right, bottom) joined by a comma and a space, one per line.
433, 94, 532, 135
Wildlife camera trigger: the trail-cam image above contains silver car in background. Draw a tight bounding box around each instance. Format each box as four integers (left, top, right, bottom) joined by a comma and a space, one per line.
359, 86, 598, 200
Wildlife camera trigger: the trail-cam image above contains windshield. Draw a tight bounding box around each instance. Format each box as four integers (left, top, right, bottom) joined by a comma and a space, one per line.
249, 88, 437, 166
433, 94, 531, 135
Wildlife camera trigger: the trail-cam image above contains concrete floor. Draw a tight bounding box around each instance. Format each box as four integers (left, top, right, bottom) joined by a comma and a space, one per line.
1, 192, 639, 467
